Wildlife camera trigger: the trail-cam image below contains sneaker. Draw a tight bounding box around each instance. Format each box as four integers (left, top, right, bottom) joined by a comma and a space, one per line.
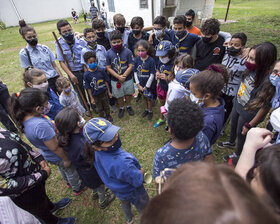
127, 218, 134, 224
118, 108, 125, 118
57, 217, 76, 224
153, 118, 165, 128
92, 191, 99, 200
147, 111, 153, 120
223, 152, 238, 162
99, 192, 116, 209
142, 110, 149, 118
107, 115, 114, 123
217, 141, 235, 149
73, 184, 88, 196
136, 93, 141, 102
127, 106, 134, 116
227, 156, 239, 168
51, 198, 71, 214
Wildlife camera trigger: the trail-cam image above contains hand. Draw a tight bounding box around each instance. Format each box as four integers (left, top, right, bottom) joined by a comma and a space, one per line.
140, 168, 145, 175
244, 127, 272, 151
42, 165, 51, 177
63, 160, 71, 168
90, 98, 95, 105
148, 33, 154, 45
74, 32, 83, 39
241, 125, 249, 135
118, 75, 126, 83
70, 75, 79, 85
155, 71, 160, 80
108, 92, 112, 98
39, 160, 48, 169
138, 85, 144, 92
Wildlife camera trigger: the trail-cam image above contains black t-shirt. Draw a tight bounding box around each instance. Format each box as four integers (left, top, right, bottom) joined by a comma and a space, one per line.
194, 35, 225, 71
97, 36, 111, 51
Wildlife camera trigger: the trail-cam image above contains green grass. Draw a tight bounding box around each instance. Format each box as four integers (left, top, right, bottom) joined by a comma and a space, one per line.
0, 0, 280, 223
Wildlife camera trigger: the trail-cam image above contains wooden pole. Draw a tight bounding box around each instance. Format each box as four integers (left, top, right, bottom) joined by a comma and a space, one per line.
224, 0, 231, 22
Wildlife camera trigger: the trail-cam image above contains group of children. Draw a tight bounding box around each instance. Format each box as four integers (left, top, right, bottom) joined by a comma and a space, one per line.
0, 9, 279, 224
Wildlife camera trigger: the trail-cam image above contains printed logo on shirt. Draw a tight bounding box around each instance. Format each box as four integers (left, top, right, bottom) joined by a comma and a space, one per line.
213, 47, 221, 56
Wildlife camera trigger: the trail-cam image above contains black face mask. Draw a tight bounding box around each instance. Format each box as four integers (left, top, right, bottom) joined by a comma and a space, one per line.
227, 46, 242, 56
116, 26, 125, 33
26, 38, 38, 46
62, 32, 74, 42
132, 29, 141, 36
96, 31, 105, 39
202, 36, 212, 43
186, 21, 192, 27
175, 30, 186, 39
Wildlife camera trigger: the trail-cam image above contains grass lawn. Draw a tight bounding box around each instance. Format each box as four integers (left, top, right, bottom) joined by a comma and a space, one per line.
0, 0, 280, 223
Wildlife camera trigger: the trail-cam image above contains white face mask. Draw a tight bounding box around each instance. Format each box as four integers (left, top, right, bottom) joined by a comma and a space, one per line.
154, 29, 164, 38
190, 93, 204, 106
42, 102, 52, 115
159, 56, 170, 64
33, 81, 49, 92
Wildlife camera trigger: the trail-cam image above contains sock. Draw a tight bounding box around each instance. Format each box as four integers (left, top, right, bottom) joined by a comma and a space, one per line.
96, 185, 106, 202
120, 107, 124, 110
126, 105, 131, 108
148, 110, 152, 113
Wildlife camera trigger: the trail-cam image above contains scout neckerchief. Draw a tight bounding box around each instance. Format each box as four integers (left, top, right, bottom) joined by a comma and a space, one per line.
116, 53, 122, 75
66, 39, 76, 63
175, 32, 189, 52
42, 115, 58, 133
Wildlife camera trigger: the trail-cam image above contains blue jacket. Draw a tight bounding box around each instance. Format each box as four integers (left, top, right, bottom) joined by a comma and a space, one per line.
202, 97, 225, 145
94, 147, 144, 201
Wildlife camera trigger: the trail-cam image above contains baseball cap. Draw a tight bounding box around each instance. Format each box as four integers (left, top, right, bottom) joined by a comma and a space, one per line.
83, 117, 120, 143
156, 40, 173, 57
176, 68, 200, 88
270, 108, 280, 132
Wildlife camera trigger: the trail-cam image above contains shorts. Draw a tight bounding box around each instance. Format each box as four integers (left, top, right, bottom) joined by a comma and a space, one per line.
157, 84, 167, 100
111, 79, 135, 99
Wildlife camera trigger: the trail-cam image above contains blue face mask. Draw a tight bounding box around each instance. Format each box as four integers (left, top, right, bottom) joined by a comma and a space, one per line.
107, 136, 122, 152
270, 73, 280, 87
88, 62, 98, 70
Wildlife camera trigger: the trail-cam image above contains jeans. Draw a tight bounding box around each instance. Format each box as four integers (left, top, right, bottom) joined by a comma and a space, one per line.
121, 187, 149, 222
70, 71, 89, 109
50, 160, 81, 191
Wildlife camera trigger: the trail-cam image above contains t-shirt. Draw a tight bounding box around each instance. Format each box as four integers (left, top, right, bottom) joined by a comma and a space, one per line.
187, 25, 201, 36
80, 44, 107, 69
84, 67, 109, 96
106, 47, 134, 82
97, 35, 111, 51
90, 6, 98, 19
194, 35, 226, 71
153, 131, 212, 178
222, 53, 246, 96
134, 56, 156, 87
128, 31, 149, 57
23, 116, 60, 162
157, 60, 173, 92
59, 90, 85, 116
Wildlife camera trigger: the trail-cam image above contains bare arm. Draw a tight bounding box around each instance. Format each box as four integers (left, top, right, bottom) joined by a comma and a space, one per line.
52, 61, 63, 76
106, 65, 120, 80
59, 61, 78, 84
87, 89, 95, 104
105, 81, 112, 98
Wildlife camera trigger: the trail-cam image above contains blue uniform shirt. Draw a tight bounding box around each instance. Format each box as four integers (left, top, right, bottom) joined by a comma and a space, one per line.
80, 44, 107, 69
157, 60, 173, 92
46, 88, 63, 120
20, 44, 59, 79
153, 131, 212, 178
84, 67, 109, 96
134, 56, 156, 87
106, 47, 134, 82
55, 37, 86, 71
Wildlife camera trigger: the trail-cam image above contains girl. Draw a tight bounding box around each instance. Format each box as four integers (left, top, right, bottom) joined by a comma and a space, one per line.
19, 20, 63, 94
154, 40, 176, 128
83, 117, 149, 223
9, 88, 86, 196
56, 76, 86, 116
23, 66, 63, 120
134, 40, 156, 120
189, 64, 229, 145
55, 108, 115, 209
218, 42, 277, 164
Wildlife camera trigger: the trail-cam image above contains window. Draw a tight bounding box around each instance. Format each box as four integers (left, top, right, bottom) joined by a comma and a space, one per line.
140, 0, 148, 8
108, 0, 115, 12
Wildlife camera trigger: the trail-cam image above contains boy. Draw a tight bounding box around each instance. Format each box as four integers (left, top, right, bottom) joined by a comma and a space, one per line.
55, 20, 88, 109
106, 30, 135, 119
185, 9, 201, 36
83, 51, 113, 123
194, 18, 226, 71
170, 15, 200, 55
153, 98, 213, 180
92, 18, 111, 50
81, 28, 107, 70
128, 16, 150, 57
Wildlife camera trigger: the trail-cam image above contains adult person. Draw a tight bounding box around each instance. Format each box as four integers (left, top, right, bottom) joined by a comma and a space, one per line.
185, 9, 201, 36
89, 2, 99, 22
100, 1, 108, 28
19, 20, 63, 94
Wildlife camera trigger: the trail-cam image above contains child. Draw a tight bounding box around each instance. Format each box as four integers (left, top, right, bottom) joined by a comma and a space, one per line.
56, 76, 86, 116
184, 9, 201, 36
134, 40, 156, 120
218, 42, 277, 164
55, 108, 116, 209
83, 117, 149, 223
128, 16, 150, 57
268, 60, 280, 110
9, 88, 86, 196
154, 40, 176, 128
153, 98, 213, 180
84, 51, 113, 123
81, 28, 107, 70
189, 64, 228, 145
92, 18, 111, 50
221, 32, 247, 125
71, 9, 78, 23
106, 30, 135, 119
23, 66, 63, 119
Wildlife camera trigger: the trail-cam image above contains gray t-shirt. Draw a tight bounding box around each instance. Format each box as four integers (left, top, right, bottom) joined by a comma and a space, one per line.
59, 90, 85, 116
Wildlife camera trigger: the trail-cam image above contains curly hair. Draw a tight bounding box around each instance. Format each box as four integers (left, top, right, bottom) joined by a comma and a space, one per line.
201, 18, 220, 35
83, 51, 97, 64
167, 98, 204, 140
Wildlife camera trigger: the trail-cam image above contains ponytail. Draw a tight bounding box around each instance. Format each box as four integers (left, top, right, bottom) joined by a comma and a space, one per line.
9, 93, 25, 132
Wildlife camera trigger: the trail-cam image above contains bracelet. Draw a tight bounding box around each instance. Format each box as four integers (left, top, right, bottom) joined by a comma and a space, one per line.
244, 122, 252, 129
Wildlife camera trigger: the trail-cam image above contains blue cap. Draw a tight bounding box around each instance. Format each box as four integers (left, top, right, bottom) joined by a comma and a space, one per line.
83, 117, 120, 143
156, 40, 173, 57
176, 68, 200, 88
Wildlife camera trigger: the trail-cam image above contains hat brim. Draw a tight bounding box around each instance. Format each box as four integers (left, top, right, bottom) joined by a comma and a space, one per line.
99, 124, 120, 142
156, 51, 167, 57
